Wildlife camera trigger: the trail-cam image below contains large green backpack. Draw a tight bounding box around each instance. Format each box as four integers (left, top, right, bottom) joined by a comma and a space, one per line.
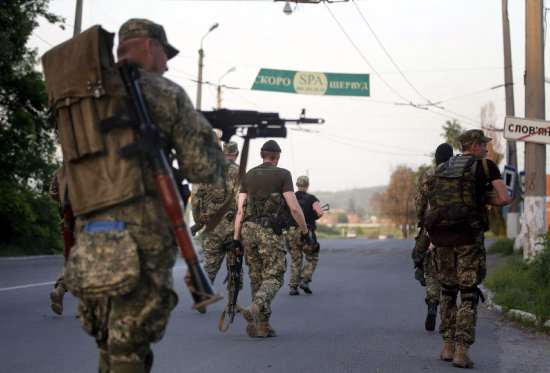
42, 25, 145, 217
424, 154, 482, 246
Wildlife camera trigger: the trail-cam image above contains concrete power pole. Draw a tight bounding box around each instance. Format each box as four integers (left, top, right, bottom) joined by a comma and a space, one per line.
515, 0, 547, 258
73, 0, 83, 37
501, 0, 521, 238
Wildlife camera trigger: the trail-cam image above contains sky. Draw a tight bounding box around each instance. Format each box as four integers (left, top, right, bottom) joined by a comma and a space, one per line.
29, 0, 550, 192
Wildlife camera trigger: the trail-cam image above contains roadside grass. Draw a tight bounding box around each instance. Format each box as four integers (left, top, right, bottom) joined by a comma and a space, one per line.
485, 234, 550, 333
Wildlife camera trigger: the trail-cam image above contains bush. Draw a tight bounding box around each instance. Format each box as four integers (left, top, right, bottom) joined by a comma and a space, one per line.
488, 238, 515, 255
485, 232, 550, 330
315, 224, 341, 238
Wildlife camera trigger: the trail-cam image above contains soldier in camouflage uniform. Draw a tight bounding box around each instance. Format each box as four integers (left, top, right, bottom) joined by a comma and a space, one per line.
64, 19, 225, 373
426, 130, 510, 368
413, 143, 453, 331
232, 140, 313, 338
191, 141, 241, 313
286, 175, 324, 295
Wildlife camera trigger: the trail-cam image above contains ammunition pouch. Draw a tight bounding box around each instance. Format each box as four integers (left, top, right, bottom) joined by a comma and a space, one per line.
64, 220, 140, 298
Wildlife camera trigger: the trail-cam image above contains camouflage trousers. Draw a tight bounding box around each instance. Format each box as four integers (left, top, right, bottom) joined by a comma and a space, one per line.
242, 221, 286, 323
423, 250, 440, 305
286, 226, 319, 287
202, 219, 239, 291
55, 268, 66, 289
73, 197, 178, 370
435, 235, 486, 348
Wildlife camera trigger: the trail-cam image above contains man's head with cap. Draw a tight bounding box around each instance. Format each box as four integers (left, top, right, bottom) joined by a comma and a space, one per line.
260, 140, 281, 164
117, 19, 178, 74
459, 129, 492, 151
435, 143, 453, 165
296, 176, 309, 189
223, 141, 239, 156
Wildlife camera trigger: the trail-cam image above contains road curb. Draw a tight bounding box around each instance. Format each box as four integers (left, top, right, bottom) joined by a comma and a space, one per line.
479, 284, 550, 328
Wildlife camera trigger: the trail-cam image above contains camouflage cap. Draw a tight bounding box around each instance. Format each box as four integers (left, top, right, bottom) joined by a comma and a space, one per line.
260, 140, 281, 152
223, 141, 239, 155
296, 175, 309, 187
459, 129, 492, 148
119, 18, 179, 60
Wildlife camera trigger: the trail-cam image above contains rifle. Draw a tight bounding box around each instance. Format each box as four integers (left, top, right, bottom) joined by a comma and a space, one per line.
200, 108, 324, 142
218, 252, 243, 332
116, 60, 222, 310
413, 227, 431, 269
321, 203, 330, 211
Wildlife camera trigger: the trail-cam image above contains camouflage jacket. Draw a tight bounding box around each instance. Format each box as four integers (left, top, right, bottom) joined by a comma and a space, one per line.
415, 166, 435, 226
138, 67, 226, 189
192, 158, 240, 226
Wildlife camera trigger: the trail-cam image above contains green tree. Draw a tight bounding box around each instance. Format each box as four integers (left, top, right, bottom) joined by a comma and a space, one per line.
441, 119, 465, 152
0, 1, 64, 255
381, 165, 416, 238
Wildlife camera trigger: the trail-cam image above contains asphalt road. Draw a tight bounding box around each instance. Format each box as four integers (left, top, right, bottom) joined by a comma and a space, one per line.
1, 238, 549, 373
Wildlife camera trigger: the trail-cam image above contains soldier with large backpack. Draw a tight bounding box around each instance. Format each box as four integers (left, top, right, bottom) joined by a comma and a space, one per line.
42, 19, 225, 373
425, 130, 510, 369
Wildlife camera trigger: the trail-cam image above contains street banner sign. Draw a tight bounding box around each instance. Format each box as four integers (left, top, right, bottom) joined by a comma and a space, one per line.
503, 165, 516, 199
504, 116, 550, 144
251, 68, 370, 97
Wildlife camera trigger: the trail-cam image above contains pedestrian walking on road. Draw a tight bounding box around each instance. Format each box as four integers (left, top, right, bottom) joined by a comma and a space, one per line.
232, 140, 313, 338
425, 130, 510, 368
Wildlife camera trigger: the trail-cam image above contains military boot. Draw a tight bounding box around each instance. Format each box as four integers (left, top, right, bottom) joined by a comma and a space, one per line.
289, 286, 299, 295
425, 302, 438, 331
257, 322, 277, 338
242, 303, 260, 338
440, 338, 455, 361
50, 284, 66, 315
299, 281, 312, 294
452, 344, 474, 369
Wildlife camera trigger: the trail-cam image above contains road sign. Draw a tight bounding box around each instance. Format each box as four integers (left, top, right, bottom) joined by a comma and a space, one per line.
519, 171, 525, 196
252, 68, 370, 97
503, 165, 516, 199
504, 116, 550, 144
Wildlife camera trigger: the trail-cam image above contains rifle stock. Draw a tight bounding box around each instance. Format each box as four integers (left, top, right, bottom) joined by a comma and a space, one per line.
117, 60, 221, 309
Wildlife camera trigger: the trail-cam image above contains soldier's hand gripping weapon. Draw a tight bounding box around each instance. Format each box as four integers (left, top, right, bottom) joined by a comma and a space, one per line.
219, 239, 243, 332
116, 60, 222, 310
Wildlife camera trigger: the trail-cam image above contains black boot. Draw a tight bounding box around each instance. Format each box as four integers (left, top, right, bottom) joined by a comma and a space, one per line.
425, 302, 437, 331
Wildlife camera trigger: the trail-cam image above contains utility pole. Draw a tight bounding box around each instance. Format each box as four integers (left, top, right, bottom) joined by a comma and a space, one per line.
196, 23, 219, 110
73, 0, 83, 37
501, 0, 521, 238
516, 0, 547, 258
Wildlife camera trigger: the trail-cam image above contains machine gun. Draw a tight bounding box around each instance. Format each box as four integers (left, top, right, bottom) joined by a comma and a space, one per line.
200, 108, 324, 142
